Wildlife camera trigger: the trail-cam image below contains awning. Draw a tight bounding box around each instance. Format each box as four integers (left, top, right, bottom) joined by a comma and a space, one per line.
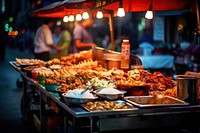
32, 0, 196, 18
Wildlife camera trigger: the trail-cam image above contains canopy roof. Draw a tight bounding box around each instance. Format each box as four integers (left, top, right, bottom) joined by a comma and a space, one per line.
32, 0, 196, 18
32, 0, 198, 51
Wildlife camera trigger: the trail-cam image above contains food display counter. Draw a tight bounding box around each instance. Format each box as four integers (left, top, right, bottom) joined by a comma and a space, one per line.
9, 54, 200, 133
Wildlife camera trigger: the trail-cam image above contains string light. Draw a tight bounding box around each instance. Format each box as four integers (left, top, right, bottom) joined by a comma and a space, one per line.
96, 11, 103, 19
82, 11, 89, 19
145, 0, 153, 19
56, 20, 61, 26
76, 13, 82, 21
63, 16, 69, 22
69, 14, 75, 22
117, 0, 125, 17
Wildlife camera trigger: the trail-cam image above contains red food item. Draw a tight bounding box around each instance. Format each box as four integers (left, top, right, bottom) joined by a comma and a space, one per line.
117, 84, 149, 96
32, 71, 38, 81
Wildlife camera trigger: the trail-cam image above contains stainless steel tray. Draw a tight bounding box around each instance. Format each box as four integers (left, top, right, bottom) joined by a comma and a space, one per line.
81, 100, 137, 112
124, 95, 189, 108
14, 62, 38, 69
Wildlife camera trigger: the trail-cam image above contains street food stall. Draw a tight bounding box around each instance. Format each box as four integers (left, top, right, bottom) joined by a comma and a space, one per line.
10, 0, 200, 132
10, 48, 200, 133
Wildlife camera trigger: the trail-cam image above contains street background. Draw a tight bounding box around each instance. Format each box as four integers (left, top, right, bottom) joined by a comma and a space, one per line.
0, 48, 37, 132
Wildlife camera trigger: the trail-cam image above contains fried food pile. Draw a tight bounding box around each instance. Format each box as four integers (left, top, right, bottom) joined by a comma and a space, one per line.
85, 101, 132, 111
16, 58, 46, 66
47, 50, 93, 66
16, 50, 176, 98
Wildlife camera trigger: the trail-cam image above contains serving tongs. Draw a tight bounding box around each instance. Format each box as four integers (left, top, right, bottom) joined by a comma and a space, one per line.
81, 85, 92, 94
105, 77, 117, 88
105, 77, 115, 84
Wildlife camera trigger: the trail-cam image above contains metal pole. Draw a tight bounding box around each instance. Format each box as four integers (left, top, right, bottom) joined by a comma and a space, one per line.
108, 11, 115, 51
196, 0, 200, 45
196, 0, 200, 31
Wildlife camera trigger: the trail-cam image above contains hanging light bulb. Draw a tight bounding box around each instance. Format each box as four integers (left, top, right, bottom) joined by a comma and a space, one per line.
56, 20, 61, 26
63, 16, 68, 22
145, 10, 153, 19
145, 1, 153, 19
63, 16, 69, 22
96, 11, 103, 19
76, 13, 82, 21
69, 14, 74, 22
82, 11, 89, 19
117, 0, 125, 17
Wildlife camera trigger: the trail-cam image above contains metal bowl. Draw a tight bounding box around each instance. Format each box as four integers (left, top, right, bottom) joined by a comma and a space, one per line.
55, 88, 65, 102
62, 93, 98, 105
37, 76, 45, 86
45, 83, 59, 92
96, 90, 126, 100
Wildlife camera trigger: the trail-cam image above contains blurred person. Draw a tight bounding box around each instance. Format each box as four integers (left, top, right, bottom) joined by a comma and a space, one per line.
52, 25, 62, 44
138, 28, 154, 55
73, 12, 97, 52
51, 28, 72, 58
50, 25, 62, 59
95, 32, 104, 47
138, 28, 153, 45
179, 33, 190, 51
33, 19, 61, 61
102, 35, 110, 48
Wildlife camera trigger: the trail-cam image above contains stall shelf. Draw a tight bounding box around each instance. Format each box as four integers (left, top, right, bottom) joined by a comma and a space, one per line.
9, 61, 200, 133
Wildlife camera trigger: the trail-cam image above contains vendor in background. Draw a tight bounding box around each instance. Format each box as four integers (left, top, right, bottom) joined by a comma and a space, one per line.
73, 12, 97, 52
102, 35, 110, 49
138, 28, 154, 55
33, 19, 61, 61
138, 28, 153, 45
50, 25, 62, 59
51, 26, 72, 58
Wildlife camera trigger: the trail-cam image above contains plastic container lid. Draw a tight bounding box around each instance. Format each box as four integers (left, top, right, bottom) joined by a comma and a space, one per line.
123, 40, 129, 42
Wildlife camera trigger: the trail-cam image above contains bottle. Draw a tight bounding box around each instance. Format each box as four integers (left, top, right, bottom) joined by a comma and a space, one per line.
121, 39, 130, 70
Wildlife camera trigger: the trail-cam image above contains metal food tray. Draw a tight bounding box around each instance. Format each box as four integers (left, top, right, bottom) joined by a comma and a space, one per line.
124, 96, 189, 108
14, 62, 38, 69
81, 100, 137, 112
13, 62, 20, 67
